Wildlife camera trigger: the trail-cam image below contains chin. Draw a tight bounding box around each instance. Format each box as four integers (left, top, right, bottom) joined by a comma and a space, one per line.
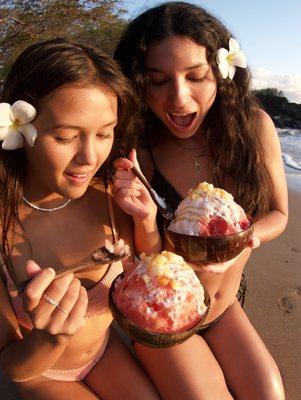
58, 186, 89, 200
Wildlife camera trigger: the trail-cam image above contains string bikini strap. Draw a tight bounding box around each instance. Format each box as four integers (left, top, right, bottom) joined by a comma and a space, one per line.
105, 185, 118, 244
0, 255, 14, 286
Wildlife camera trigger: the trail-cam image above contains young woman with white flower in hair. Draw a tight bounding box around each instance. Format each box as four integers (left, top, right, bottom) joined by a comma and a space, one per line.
113, 2, 287, 398
0, 38, 162, 399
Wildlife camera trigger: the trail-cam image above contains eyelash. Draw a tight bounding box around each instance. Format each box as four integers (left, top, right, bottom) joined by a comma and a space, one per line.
97, 133, 112, 139
55, 137, 74, 144
55, 133, 112, 144
151, 76, 206, 86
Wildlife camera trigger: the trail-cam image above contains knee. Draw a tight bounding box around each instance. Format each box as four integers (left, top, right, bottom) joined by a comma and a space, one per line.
266, 370, 285, 400
237, 365, 285, 400
258, 369, 285, 400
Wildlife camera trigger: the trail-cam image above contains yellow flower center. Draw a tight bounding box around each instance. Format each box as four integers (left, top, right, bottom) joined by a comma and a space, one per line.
12, 120, 21, 131
226, 54, 234, 63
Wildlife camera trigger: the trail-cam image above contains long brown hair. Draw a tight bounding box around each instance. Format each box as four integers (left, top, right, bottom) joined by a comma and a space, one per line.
0, 38, 139, 278
114, 1, 273, 219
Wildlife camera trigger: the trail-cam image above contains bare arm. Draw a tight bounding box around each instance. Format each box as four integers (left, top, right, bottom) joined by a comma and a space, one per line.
0, 327, 70, 382
253, 110, 288, 243
113, 149, 162, 256
0, 274, 68, 381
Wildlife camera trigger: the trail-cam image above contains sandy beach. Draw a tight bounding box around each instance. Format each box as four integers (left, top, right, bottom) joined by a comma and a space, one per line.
1, 188, 300, 399
245, 188, 301, 400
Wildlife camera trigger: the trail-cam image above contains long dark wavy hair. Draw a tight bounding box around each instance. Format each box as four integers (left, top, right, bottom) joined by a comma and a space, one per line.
0, 38, 139, 279
114, 1, 273, 220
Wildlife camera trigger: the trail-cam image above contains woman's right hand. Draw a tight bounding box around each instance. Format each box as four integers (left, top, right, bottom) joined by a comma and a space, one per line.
112, 149, 157, 222
22, 260, 88, 339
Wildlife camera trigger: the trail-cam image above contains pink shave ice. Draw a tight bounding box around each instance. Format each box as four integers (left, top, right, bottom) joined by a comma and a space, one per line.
168, 182, 251, 236
113, 251, 208, 333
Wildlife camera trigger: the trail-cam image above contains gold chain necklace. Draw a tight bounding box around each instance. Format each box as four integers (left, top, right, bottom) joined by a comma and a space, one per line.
171, 139, 208, 174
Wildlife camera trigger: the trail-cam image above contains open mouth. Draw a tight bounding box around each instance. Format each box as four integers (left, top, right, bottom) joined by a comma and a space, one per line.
167, 112, 197, 129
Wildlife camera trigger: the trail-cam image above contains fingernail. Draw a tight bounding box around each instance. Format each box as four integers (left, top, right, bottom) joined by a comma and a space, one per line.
46, 267, 55, 275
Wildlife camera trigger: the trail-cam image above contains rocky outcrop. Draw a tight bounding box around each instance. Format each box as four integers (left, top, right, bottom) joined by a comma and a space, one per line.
254, 89, 301, 129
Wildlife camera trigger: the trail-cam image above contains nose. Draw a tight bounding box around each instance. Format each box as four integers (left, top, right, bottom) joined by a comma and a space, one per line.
75, 137, 98, 166
169, 78, 190, 108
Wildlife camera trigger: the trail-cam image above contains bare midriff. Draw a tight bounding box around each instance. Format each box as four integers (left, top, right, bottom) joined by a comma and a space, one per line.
20, 308, 112, 370
195, 247, 251, 323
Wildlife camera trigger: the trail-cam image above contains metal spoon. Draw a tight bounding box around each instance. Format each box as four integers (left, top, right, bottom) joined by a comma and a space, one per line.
11, 244, 129, 293
118, 151, 174, 221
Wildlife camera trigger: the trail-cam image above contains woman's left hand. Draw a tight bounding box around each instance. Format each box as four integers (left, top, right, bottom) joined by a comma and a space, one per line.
188, 233, 261, 274
112, 149, 157, 221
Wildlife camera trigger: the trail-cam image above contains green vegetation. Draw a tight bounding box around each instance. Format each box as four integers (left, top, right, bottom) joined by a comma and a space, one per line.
0, 0, 127, 86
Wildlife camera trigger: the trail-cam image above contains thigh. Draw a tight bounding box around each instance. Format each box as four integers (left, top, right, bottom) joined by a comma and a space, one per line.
134, 334, 233, 400
16, 378, 99, 400
84, 328, 160, 400
202, 300, 285, 400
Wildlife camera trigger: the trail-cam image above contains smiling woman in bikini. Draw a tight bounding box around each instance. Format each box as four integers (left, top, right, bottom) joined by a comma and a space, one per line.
0, 38, 161, 400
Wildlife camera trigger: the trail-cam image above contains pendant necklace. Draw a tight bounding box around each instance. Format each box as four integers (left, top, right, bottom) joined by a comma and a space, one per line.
22, 196, 71, 212
193, 156, 202, 174
172, 139, 208, 174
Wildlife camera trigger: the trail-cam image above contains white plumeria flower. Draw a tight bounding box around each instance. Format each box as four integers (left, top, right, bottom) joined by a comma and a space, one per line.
216, 38, 247, 80
0, 100, 37, 150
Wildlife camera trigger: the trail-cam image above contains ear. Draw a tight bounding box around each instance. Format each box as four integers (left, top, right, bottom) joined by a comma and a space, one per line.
25, 259, 42, 278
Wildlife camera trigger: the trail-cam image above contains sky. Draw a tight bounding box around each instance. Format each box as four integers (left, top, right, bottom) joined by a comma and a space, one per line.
122, 0, 301, 103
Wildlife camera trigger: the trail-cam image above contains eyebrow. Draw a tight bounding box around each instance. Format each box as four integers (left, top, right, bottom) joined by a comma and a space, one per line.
53, 120, 118, 130
146, 63, 209, 73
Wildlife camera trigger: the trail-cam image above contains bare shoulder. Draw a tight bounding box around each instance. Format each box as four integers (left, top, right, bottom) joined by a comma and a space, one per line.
254, 108, 280, 152
255, 108, 277, 138
137, 147, 154, 182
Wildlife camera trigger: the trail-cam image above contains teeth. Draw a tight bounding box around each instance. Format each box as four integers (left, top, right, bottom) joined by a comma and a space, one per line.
170, 112, 191, 116
168, 112, 196, 128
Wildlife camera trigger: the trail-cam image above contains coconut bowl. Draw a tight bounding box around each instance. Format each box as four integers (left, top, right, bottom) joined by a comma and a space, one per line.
164, 218, 254, 265
109, 272, 211, 348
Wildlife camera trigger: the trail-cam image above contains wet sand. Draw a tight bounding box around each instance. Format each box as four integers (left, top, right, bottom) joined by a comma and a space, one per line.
245, 189, 301, 400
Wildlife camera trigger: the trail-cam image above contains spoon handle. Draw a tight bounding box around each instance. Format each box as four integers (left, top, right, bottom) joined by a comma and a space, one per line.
130, 165, 174, 221
11, 247, 128, 293
117, 149, 174, 220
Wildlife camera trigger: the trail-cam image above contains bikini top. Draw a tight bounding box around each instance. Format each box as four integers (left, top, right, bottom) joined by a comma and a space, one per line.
0, 187, 123, 330
148, 147, 183, 233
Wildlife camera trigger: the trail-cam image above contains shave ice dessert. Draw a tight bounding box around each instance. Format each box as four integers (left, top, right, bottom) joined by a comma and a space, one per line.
112, 251, 208, 334
168, 182, 251, 237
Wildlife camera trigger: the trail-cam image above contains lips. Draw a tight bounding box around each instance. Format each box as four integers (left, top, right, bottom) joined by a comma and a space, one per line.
167, 112, 197, 128
64, 171, 92, 185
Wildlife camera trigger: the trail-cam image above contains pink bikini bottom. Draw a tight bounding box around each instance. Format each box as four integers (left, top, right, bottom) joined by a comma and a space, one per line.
41, 331, 109, 382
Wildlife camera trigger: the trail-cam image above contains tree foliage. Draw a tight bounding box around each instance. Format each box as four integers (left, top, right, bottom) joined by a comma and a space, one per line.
254, 88, 301, 128
253, 87, 284, 98
254, 87, 289, 113
0, 0, 127, 85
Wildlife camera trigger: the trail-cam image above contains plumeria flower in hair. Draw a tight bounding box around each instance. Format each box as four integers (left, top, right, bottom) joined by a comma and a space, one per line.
0, 100, 37, 150
216, 38, 247, 80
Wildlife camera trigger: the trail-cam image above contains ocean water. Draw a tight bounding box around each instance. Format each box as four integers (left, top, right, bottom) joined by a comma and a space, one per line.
277, 128, 301, 193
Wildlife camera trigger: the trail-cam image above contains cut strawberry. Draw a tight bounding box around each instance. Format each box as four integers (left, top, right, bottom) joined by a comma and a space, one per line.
208, 217, 229, 236
239, 218, 250, 231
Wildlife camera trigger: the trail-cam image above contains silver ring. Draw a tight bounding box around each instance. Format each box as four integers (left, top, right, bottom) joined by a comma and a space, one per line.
56, 304, 68, 314
43, 294, 68, 314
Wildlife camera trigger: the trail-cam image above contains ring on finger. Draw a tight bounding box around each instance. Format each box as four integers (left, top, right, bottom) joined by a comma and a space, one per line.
43, 293, 68, 314
56, 304, 68, 314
